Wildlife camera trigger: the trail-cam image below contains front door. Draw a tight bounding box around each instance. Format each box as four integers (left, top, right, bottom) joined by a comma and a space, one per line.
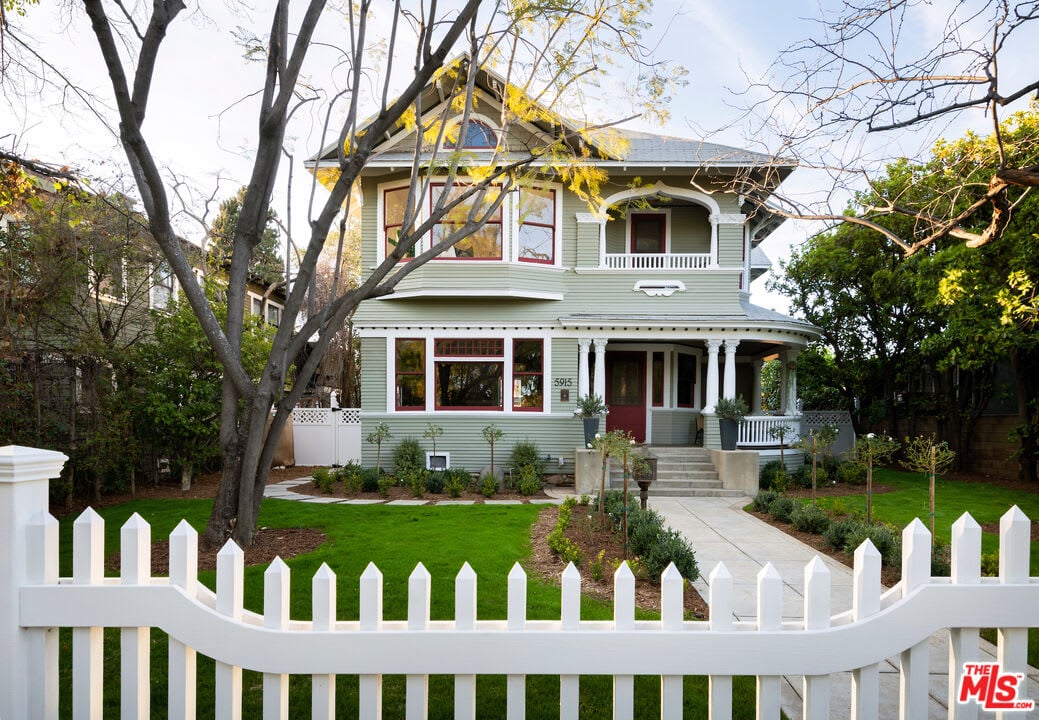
605, 352, 647, 442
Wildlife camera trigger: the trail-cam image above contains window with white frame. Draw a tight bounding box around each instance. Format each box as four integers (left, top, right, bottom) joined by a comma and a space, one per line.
392, 337, 545, 412
379, 181, 558, 265
266, 301, 282, 327
151, 261, 175, 310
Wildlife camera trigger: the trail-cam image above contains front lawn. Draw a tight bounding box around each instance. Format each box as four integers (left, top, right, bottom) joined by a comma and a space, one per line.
55, 498, 756, 718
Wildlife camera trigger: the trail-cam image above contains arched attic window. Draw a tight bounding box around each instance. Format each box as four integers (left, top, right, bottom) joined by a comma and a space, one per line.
445, 119, 498, 149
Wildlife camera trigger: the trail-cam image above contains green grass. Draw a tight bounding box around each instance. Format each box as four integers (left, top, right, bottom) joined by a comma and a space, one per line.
807, 467, 1039, 668
56, 498, 757, 718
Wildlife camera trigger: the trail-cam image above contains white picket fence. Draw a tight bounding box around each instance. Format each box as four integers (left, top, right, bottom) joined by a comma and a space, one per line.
2, 444, 1037, 720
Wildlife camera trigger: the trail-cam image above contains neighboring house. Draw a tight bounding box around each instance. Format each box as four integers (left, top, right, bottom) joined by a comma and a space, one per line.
306, 69, 821, 471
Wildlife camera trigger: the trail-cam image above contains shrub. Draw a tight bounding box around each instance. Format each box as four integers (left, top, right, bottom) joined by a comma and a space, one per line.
640, 527, 699, 581
579, 494, 591, 506
590, 549, 606, 581
981, 552, 1000, 577
403, 469, 427, 497
393, 437, 426, 477
823, 517, 865, 552
337, 461, 364, 492
626, 507, 666, 557
931, 537, 951, 577
445, 475, 466, 498
759, 461, 785, 490
377, 474, 395, 497
837, 461, 867, 485
425, 470, 447, 495
360, 467, 382, 493
479, 474, 498, 498
547, 496, 582, 565
510, 441, 546, 477
516, 465, 543, 496
843, 523, 900, 566
769, 496, 796, 523
752, 490, 779, 513
791, 503, 831, 534
311, 467, 336, 494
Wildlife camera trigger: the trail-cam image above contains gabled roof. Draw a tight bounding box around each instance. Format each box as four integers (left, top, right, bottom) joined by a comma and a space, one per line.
305, 59, 791, 175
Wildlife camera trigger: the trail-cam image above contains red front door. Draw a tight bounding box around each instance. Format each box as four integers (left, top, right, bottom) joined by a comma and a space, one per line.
605, 352, 647, 442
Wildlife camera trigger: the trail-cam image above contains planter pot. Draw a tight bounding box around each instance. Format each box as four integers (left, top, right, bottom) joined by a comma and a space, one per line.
719, 418, 739, 451
582, 417, 601, 446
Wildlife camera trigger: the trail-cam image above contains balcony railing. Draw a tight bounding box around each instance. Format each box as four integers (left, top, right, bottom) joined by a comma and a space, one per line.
603, 252, 713, 270
738, 415, 801, 448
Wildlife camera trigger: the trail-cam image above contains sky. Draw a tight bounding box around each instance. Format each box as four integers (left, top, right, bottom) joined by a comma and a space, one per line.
4, 0, 1032, 314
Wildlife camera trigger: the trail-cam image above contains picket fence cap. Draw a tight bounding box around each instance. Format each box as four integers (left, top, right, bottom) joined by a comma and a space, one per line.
0, 445, 68, 483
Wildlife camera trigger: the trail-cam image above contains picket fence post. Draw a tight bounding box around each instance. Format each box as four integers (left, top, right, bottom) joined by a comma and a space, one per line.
0, 445, 67, 720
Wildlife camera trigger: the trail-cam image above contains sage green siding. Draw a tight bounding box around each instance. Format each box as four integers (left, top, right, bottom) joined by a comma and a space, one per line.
716, 224, 744, 267
670, 206, 711, 253
360, 339, 387, 414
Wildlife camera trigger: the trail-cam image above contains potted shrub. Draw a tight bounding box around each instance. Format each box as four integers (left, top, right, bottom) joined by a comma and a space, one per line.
714, 396, 748, 451
575, 394, 607, 446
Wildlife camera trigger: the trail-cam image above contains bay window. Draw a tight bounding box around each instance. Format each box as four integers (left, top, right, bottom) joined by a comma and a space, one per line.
431, 184, 502, 259
517, 187, 555, 263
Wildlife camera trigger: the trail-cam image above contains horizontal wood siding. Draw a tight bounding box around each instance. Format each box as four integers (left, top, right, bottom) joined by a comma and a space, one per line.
717, 223, 744, 266
552, 337, 579, 416
650, 409, 698, 445
670, 206, 711, 253
359, 415, 583, 472
360, 339, 387, 413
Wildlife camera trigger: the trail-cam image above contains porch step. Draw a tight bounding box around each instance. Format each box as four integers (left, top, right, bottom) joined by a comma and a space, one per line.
606, 445, 744, 498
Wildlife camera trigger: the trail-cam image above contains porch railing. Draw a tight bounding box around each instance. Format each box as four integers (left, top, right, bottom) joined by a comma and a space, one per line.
3, 445, 1037, 720
738, 415, 801, 448
603, 252, 713, 270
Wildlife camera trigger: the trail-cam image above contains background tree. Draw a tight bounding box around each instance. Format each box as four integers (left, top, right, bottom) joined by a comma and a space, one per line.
208, 186, 284, 287
734, 0, 1039, 252
4, 1, 681, 546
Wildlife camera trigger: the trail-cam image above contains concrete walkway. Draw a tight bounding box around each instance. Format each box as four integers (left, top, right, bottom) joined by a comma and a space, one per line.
648, 495, 1038, 720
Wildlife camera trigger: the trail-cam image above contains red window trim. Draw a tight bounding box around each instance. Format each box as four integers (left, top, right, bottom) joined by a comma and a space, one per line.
517, 188, 556, 265
395, 338, 425, 411
512, 338, 544, 412
383, 187, 414, 262
433, 360, 505, 411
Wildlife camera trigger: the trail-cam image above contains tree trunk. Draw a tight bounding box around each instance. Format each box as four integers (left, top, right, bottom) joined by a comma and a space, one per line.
1010, 348, 1038, 483
180, 461, 193, 492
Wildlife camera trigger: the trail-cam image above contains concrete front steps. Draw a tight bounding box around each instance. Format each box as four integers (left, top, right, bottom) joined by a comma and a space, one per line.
607, 446, 746, 498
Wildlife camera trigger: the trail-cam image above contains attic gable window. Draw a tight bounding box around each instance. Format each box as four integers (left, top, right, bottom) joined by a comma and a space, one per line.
445, 119, 497, 149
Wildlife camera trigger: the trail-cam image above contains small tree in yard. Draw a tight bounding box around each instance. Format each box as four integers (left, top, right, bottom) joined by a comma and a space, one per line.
901, 434, 956, 536
795, 425, 839, 503
590, 430, 637, 529
423, 423, 444, 455
767, 423, 795, 488
846, 433, 900, 524
482, 424, 505, 480
366, 423, 391, 475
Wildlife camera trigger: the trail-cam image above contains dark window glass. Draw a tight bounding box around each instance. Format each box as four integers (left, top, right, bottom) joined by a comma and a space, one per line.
512, 339, 543, 411
677, 353, 695, 408
395, 339, 425, 410
435, 361, 503, 409
652, 352, 664, 407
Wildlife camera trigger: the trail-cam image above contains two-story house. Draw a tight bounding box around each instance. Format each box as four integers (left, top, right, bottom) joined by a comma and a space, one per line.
307, 68, 820, 473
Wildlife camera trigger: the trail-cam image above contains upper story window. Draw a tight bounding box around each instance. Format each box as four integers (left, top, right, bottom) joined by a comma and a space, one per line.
431, 184, 502, 260
445, 119, 498, 149
250, 295, 263, 317
151, 261, 175, 310
266, 302, 282, 327
517, 188, 555, 264
378, 180, 559, 267
92, 253, 126, 303
383, 186, 415, 261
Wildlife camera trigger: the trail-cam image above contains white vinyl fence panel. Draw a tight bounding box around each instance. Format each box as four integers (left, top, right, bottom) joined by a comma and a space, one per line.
291, 407, 361, 466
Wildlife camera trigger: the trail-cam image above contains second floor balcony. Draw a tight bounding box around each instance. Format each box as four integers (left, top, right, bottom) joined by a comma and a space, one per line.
603, 251, 713, 270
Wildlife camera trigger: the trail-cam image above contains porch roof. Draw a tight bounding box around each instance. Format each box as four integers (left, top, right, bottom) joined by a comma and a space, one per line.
557, 300, 821, 341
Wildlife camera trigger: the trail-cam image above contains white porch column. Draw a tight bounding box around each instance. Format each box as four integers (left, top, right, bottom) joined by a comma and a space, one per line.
786, 349, 801, 415
723, 339, 739, 400
577, 339, 591, 400
592, 338, 608, 402
703, 339, 722, 413
778, 358, 788, 414
752, 359, 764, 414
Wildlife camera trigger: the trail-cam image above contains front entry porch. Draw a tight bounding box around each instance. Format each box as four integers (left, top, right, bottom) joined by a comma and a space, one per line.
578, 339, 807, 450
